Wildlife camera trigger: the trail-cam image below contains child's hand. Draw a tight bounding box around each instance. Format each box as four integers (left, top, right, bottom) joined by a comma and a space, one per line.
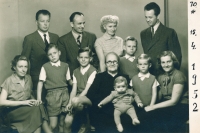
98, 103, 103, 108
65, 104, 72, 112
138, 103, 143, 108
144, 106, 154, 112
71, 97, 79, 107
34, 100, 42, 106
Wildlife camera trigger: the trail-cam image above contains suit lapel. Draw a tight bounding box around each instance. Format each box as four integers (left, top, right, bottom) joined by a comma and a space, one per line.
145, 27, 153, 51
68, 31, 79, 58
146, 23, 163, 51
81, 32, 89, 48
49, 32, 53, 43
35, 31, 45, 50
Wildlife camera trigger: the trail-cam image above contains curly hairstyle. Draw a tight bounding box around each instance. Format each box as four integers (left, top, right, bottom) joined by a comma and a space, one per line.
157, 51, 179, 73
100, 15, 119, 33
11, 55, 29, 71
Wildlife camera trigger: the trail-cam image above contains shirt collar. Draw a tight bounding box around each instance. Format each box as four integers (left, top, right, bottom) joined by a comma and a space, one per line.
72, 30, 82, 40
38, 30, 49, 38
152, 21, 160, 33
103, 33, 116, 40
138, 72, 150, 78
124, 54, 135, 59
80, 64, 90, 74
11, 73, 28, 84
50, 60, 61, 67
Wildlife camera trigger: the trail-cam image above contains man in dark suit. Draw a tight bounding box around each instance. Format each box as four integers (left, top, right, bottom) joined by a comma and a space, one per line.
21, 10, 59, 97
58, 12, 97, 75
140, 2, 182, 75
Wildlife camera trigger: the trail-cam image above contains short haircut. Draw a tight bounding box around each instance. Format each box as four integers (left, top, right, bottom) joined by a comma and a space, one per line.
157, 51, 179, 71
11, 55, 28, 71
78, 47, 92, 57
36, 9, 51, 20
46, 43, 59, 53
137, 54, 152, 64
69, 12, 84, 22
100, 15, 119, 33
144, 2, 160, 16
105, 52, 120, 63
114, 76, 128, 87
124, 36, 138, 46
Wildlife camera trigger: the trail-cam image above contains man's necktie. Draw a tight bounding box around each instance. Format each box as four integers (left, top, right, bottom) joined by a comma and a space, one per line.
77, 35, 81, 48
44, 34, 49, 52
151, 27, 154, 38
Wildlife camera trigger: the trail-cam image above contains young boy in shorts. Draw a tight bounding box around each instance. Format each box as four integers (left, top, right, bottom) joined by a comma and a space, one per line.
64, 47, 97, 133
37, 43, 72, 132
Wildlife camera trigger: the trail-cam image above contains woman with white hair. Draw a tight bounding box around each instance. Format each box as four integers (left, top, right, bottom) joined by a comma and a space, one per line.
95, 15, 124, 72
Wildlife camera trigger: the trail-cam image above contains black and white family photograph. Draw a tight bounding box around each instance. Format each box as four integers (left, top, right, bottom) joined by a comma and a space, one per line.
0, 0, 190, 133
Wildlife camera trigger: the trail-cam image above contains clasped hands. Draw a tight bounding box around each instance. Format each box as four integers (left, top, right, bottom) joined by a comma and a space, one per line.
25, 99, 42, 106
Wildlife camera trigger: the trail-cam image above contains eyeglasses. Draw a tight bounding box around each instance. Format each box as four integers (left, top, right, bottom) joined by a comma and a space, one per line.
106, 61, 118, 65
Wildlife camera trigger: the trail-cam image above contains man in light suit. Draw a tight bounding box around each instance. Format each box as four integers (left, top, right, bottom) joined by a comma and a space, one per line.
21, 10, 59, 97
58, 12, 97, 76
140, 2, 182, 75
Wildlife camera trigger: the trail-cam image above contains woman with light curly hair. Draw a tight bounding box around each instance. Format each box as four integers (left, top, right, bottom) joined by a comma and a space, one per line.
95, 15, 124, 72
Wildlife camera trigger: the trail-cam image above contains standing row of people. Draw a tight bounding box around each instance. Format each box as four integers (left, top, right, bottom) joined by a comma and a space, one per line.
0, 2, 186, 133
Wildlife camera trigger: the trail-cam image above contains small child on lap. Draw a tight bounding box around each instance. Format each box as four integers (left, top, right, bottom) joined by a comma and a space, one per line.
119, 36, 139, 79
130, 54, 159, 107
37, 43, 72, 132
64, 47, 97, 133
98, 76, 143, 132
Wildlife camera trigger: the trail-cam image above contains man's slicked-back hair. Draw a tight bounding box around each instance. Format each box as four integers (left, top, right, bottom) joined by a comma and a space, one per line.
144, 2, 160, 16
36, 9, 51, 20
69, 12, 84, 22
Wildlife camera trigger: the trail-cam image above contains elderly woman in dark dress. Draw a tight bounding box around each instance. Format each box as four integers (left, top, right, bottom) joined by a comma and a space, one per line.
0, 55, 51, 133
136, 51, 188, 133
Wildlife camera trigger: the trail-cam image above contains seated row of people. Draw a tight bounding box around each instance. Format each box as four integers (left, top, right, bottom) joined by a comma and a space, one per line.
0, 38, 188, 133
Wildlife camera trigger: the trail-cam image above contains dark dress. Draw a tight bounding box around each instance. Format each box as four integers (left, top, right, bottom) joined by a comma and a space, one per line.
1, 74, 48, 133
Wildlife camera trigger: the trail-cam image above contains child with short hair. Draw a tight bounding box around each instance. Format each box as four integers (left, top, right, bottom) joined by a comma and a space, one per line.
98, 76, 143, 132
130, 54, 159, 107
64, 47, 97, 133
37, 43, 72, 132
119, 36, 139, 79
